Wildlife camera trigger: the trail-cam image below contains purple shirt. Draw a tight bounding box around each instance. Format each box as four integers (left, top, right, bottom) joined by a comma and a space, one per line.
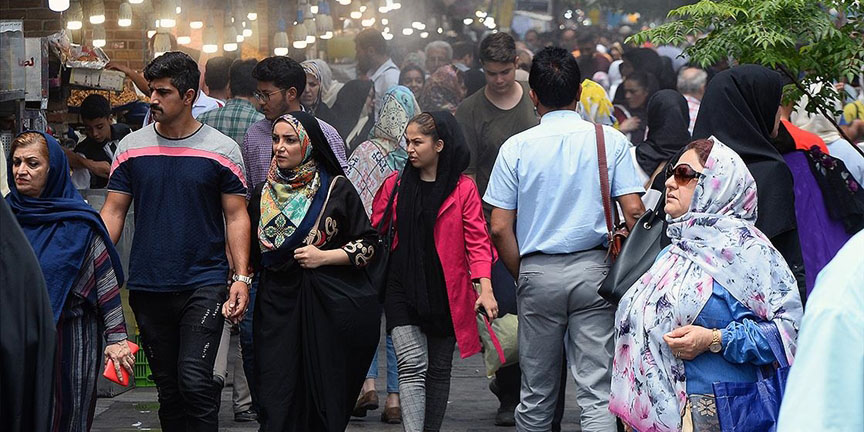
241, 117, 349, 196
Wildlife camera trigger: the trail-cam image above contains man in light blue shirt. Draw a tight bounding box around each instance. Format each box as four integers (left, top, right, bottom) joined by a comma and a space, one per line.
777, 231, 863, 432
485, 47, 645, 432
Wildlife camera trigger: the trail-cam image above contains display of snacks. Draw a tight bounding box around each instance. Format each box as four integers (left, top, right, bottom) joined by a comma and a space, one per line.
67, 85, 147, 108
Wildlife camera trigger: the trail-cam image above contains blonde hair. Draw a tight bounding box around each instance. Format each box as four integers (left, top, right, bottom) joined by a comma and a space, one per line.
10, 132, 48, 159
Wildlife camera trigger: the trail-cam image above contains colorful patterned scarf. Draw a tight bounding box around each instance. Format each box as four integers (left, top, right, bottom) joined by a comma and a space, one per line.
609, 138, 803, 432
258, 114, 322, 252
418, 65, 465, 115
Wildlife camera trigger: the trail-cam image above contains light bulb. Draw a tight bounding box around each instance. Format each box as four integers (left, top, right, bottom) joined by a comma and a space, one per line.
67, 0, 83, 29
273, 31, 289, 55
118, 2, 133, 26
247, 12, 257, 20
160, 18, 176, 27
202, 25, 218, 53
391, 2, 400, 9
293, 40, 307, 49
382, 32, 393, 40
359, 5, 366, 12
306, 35, 316, 43
274, 47, 289, 55
237, 34, 244, 42
320, 31, 333, 39
381, 18, 388, 25
89, 0, 106, 24
92, 25, 106, 47
463, 18, 473, 25
129, 0, 143, 3
311, 5, 318, 14
337, 0, 351, 5
190, 20, 203, 29
378, 6, 388, 13
420, 32, 428, 38
401, 28, 413, 35
350, 10, 362, 19
177, 35, 192, 44
223, 42, 237, 51
243, 28, 253, 37
49, 0, 70, 12
147, 29, 157, 38
411, 21, 424, 30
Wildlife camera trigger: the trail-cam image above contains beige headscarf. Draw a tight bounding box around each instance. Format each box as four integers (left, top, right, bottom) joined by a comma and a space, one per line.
790, 83, 842, 144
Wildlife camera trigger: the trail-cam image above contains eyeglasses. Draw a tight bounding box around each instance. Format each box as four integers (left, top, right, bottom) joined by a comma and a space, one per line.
666, 163, 705, 185
254, 88, 284, 103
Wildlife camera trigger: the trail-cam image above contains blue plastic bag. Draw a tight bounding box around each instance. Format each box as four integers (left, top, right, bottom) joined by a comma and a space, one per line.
712, 321, 789, 432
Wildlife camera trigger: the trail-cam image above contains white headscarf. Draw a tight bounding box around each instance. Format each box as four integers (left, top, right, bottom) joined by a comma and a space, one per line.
302, 59, 343, 109
610, 138, 803, 432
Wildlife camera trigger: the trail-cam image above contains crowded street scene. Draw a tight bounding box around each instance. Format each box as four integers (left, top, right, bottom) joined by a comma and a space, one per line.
0, 0, 862, 431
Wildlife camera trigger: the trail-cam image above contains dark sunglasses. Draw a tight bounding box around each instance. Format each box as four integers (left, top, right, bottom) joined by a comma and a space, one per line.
666, 163, 705, 185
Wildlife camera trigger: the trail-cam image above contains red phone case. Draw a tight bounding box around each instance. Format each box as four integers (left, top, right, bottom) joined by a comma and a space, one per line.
103, 340, 139, 386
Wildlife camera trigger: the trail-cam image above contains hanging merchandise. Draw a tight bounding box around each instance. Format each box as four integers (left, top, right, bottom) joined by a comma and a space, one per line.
293, 8, 308, 49
159, 0, 176, 27
152, 32, 172, 56
224, 22, 239, 51
91, 24, 106, 47
176, 17, 191, 44
202, 22, 218, 53
274, 18, 289, 56
49, 0, 71, 12
317, 1, 333, 39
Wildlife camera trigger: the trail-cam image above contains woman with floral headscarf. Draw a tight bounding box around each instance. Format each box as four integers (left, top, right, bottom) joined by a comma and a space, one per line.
248, 111, 380, 431
417, 65, 466, 115
346, 85, 421, 215
610, 138, 803, 432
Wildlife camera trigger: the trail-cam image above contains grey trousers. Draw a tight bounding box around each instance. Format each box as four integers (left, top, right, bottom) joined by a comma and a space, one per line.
392, 325, 456, 432
514, 250, 617, 432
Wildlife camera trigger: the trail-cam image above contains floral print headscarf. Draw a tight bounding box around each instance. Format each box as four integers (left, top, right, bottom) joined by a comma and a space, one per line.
258, 114, 321, 252
417, 64, 465, 115
609, 138, 803, 432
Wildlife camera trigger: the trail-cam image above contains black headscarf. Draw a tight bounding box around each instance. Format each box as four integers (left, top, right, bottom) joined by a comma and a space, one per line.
614, 48, 676, 104
395, 111, 471, 317
329, 79, 374, 140
692, 64, 796, 238
290, 110, 346, 177
636, 90, 692, 175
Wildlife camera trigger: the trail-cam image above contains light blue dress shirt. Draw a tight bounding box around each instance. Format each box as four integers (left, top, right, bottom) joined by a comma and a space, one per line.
483, 110, 644, 256
777, 232, 864, 432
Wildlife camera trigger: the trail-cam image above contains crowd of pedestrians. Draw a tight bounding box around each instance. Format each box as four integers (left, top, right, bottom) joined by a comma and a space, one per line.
2, 23, 864, 432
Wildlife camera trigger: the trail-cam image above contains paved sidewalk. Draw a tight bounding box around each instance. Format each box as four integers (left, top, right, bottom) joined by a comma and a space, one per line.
92, 343, 584, 431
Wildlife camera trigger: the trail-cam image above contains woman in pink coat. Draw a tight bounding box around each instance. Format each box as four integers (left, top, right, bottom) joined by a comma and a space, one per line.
371, 111, 498, 432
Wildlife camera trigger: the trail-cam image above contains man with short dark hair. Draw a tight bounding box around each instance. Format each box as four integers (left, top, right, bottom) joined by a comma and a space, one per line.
65, 94, 130, 188
204, 56, 233, 101
485, 47, 645, 432
455, 31, 538, 427
242, 56, 347, 194
576, 32, 611, 76
355, 28, 400, 119
199, 59, 264, 146
100, 51, 251, 431
452, 41, 475, 72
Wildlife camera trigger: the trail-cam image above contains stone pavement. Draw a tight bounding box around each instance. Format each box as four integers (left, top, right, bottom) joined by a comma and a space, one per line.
92, 340, 584, 432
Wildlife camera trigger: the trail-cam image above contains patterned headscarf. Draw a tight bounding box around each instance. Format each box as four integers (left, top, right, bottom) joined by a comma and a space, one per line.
258, 114, 321, 252
579, 78, 617, 127
345, 86, 420, 215
417, 64, 465, 115
609, 138, 803, 432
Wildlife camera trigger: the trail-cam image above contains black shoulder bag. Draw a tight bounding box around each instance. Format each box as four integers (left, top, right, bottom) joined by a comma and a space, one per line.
598, 190, 667, 305
368, 172, 401, 301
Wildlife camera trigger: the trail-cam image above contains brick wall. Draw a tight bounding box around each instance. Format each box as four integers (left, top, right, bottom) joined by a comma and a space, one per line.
0, 0, 150, 71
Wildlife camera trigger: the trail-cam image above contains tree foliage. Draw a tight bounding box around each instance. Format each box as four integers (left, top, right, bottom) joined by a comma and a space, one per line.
628, 0, 863, 123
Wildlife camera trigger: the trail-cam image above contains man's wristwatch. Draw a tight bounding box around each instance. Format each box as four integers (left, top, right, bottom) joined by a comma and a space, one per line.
709, 328, 723, 353
232, 274, 252, 286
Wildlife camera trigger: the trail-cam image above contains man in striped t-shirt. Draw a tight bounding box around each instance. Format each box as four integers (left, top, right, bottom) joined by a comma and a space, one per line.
100, 52, 250, 431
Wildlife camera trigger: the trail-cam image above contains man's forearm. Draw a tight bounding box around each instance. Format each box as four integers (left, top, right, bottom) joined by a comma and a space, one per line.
101, 207, 125, 244
225, 215, 250, 276
492, 231, 521, 280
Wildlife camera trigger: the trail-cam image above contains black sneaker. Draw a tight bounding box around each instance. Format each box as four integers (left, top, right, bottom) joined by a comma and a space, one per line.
234, 409, 258, 422
495, 405, 516, 427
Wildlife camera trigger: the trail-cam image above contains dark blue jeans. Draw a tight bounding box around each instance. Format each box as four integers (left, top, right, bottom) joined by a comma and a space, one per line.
238, 280, 257, 410
129, 285, 227, 432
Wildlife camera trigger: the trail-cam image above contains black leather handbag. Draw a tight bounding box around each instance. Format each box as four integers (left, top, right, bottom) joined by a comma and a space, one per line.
367, 172, 401, 301
598, 192, 666, 305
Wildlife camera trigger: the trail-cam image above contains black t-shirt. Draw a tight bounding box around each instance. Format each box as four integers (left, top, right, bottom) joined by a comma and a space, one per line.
73, 123, 131, 188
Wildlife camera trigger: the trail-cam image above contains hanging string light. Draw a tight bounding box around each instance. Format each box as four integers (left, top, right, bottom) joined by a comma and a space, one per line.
92, 24, 106, 47
89, 0, 106, 24
153, 32, 173, 57
67, 1, 84, 30
118, 1, 133, 27
317, 1, 333, 40
273, 18, 289, 56
49, 0, 70, 12
159, 0, 176, 27
202, 21, 218, 53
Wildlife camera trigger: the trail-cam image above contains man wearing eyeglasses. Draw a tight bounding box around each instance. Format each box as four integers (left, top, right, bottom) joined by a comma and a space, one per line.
241, 56, 349, 197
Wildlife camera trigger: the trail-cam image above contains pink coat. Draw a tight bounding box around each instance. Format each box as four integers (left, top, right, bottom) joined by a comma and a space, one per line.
371, 172, 495, 359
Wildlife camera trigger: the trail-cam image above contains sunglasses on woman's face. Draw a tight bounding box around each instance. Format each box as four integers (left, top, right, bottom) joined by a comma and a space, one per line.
666, 163, 705, 185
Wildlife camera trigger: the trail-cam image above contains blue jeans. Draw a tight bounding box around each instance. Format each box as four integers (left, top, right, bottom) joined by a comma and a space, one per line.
239, 280, 257, 410
366, 333, 400, 394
